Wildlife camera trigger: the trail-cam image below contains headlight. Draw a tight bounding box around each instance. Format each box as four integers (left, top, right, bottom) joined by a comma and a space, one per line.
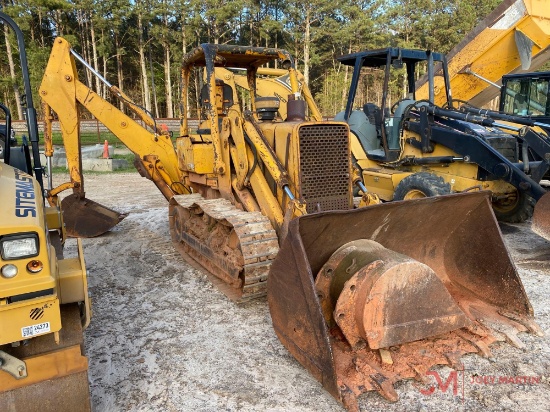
0, 233, 39, 260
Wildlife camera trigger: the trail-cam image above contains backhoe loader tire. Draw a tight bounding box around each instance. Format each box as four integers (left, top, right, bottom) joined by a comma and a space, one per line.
492, 191, 535, 223
394, 172, 451, 200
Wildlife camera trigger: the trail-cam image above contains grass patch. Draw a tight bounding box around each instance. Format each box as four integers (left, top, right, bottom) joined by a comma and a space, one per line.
41, 131, 119, 146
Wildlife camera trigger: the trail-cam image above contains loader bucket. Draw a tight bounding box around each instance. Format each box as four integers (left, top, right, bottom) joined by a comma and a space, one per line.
532, 191, 550, 241
268, 191, 538, 411
61, 193, 127, 238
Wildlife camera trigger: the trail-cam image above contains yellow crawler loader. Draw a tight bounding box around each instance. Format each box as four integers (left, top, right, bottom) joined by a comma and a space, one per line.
0, 13, 90, 411
40, 39, 541, 409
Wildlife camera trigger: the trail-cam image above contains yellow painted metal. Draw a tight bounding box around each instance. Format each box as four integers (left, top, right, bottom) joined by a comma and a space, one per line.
204, 74, 226, 176
362, 164, 518, 202
42, 102, 54, 158
0, 160, 89, 349
47, 182, 75, 201
110, 85, 165, 136
0, 295, 61, 346
180, 68, 191, 137
358, 192, 381, 207
256, 120, 300, 207
358, 127, 519, 201
0, 168, 56, 302
210, 72, 251, 190
217, 116, 234, 199
349, 132, 368, 160
361, 169, 408, 201
242, 119, 292, 189
231, 176, 261, 212
178, 137, 215, 174
245, 146, 285, 231
45, 206, 63, 231
0, 345, 88, 392
216, 67, 322, 121
417, 0, 550, 107
57, 243, 86, 304
39, 37, 185, 199
228, 114, 251, 190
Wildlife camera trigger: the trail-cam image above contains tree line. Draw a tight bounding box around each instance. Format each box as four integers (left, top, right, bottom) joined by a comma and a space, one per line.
0, 0, 500, 121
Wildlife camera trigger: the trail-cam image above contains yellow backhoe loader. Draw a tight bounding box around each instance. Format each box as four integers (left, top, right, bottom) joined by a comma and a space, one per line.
40, 39, 540, 409
0, 13, 90, 411
414, 0, 550, 237
334, 48, 550, 226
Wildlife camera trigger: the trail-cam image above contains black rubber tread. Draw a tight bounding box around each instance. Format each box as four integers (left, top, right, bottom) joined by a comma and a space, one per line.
492, 191, 535, 223
393, 172, 451, 200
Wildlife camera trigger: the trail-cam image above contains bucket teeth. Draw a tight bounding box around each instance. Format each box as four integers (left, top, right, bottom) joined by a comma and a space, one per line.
478, 317, 526, 349
454, 330, 493, 358
504, 331, 525, 349
379, 348, 393, 365
268, 192, 541, 411
444, 351, 464, 370
370, 373, 398, 402
499, 310, 545, 336
412, 365, 431, 384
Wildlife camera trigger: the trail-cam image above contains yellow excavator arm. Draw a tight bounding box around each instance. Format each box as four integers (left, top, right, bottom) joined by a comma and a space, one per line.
39, 37, 187, 236
40, 38, 183, 195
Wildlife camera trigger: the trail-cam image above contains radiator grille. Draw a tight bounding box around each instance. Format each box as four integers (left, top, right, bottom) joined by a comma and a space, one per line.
298, 124, 351, 213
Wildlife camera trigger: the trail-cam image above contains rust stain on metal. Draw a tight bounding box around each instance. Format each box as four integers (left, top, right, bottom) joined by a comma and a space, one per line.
268, 191, 539, 409
169, 194, 279, 302
532, 191, 550, 241
61, 193, 127, 238
315, 239, 469, 350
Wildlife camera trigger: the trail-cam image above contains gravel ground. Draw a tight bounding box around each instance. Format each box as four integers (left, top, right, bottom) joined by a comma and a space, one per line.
56, 172, 550, 412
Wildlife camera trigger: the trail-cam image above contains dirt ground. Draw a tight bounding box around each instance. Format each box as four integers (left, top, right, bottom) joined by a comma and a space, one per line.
55, 172, 549, 412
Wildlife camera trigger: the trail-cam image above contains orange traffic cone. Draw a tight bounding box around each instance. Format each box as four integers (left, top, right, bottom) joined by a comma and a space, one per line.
102, 140, 109, 159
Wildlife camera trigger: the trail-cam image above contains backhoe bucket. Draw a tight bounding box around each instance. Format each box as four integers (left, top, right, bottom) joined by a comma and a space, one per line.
532, 191, 550, 240
61, 193, 127, 238
268, 191, 538, 411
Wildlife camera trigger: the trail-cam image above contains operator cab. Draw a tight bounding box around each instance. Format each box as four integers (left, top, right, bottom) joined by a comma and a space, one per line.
500, 72, 550, 131
336, 48, 451, 162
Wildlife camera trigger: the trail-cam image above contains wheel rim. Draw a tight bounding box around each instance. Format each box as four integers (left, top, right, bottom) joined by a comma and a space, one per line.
492, 192, 519, 213
403, 189, 427, 200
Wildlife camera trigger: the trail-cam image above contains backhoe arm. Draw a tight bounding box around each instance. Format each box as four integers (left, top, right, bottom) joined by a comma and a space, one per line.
39, 38, 185, 200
